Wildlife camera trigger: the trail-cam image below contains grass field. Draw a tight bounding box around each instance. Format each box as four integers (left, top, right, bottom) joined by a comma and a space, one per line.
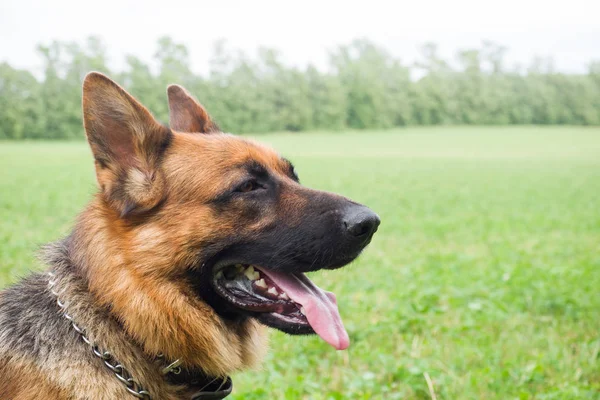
1, 127, 600, 399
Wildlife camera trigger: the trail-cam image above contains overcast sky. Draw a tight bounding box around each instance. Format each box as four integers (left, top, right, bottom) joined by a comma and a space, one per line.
1, 0, 599, 76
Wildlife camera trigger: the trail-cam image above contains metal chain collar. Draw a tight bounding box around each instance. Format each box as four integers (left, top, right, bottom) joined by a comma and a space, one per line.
47, 272, 182, 399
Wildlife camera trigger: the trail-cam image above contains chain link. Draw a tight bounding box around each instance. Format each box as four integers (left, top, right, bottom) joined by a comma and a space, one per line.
48, 272, 152, 399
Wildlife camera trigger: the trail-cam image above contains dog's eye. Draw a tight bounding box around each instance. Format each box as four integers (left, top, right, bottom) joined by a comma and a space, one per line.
237, 180, 260, 193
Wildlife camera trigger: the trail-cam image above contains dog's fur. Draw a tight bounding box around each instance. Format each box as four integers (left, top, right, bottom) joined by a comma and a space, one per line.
0, 73, 378, 399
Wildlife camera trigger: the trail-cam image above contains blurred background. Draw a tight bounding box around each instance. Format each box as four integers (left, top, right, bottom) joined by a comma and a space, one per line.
1, 1, 599, 399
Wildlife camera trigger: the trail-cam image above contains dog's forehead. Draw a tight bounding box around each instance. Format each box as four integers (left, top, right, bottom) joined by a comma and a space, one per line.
169, 132, 288, 174
233, 139, 289, 175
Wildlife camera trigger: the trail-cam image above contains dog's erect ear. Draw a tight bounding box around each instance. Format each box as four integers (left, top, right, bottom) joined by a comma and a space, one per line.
83, 72, 172, 217
167, 84, 219, 133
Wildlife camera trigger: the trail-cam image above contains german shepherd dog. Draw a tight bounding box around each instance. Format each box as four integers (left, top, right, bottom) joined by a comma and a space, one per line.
0, 73, 380, 399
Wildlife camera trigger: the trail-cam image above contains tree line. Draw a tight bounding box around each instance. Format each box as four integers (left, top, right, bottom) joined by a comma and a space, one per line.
1, 37, 599, 139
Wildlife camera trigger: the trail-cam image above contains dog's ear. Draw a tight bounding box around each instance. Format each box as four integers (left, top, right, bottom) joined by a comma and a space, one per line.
167, 84, 219, 133
83, 72, 172, 217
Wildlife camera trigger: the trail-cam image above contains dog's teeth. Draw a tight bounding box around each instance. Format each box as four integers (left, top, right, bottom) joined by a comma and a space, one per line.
255, 279, 267, 289
243, 267, 256, 280
279, 292, 289, 300
252, 272, 260, 280
299, 306, 306, 315
267, 287, 278, 296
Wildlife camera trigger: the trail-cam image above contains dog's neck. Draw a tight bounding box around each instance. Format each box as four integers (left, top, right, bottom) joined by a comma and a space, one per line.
45, 252, 234, 398
53, 198, 268, 377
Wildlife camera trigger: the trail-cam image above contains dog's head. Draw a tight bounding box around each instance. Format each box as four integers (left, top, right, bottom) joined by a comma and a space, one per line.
80, 73, 379, 373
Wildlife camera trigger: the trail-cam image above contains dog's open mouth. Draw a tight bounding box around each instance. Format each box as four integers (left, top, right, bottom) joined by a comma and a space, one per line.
211, 264, 349, 350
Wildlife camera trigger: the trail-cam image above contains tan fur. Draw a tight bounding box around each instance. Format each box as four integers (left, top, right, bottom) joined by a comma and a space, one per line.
0, 362, 68, 400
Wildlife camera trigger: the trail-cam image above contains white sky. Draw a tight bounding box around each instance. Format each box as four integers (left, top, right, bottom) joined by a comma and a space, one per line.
1, 0, 599, 76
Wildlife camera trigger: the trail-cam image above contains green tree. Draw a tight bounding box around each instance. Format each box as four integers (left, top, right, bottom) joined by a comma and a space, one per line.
0, 64, 43, 139
1, 36, 599, 140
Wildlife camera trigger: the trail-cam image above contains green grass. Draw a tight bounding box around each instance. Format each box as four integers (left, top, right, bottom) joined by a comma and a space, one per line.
1, 126, 600, 399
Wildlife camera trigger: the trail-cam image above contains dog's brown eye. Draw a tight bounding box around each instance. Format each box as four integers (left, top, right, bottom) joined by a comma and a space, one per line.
238, 180, 258, 193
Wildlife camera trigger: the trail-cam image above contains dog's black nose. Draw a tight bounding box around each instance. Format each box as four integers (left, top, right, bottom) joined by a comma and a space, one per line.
343, 207, 380, 239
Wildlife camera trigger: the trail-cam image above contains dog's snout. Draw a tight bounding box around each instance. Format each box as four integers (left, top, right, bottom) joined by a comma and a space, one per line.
343, 207, 380, 239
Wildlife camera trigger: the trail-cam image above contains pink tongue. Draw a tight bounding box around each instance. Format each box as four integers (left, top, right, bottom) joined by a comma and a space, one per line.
259, 269, 349, 350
